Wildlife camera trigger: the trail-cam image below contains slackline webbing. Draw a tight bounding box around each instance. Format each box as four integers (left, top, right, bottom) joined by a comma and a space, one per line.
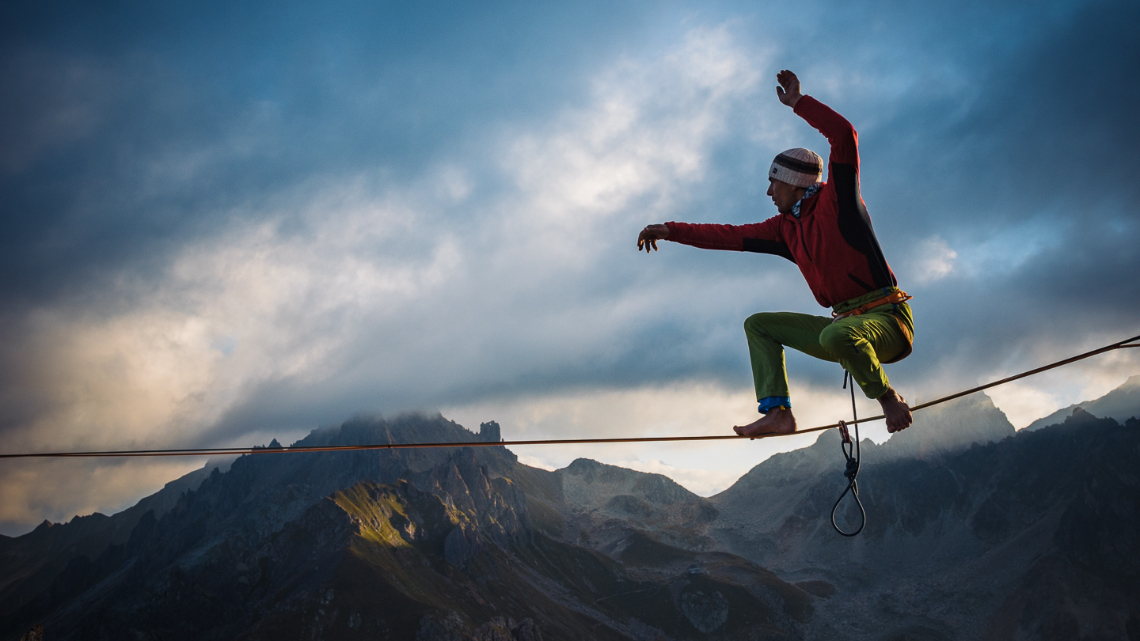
2, 333, 1137, 460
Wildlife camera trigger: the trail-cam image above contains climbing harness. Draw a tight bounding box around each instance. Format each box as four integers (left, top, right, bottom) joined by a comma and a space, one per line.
831, 289, 914, 364
830, 289, 913, 321
831, 371, 865, 537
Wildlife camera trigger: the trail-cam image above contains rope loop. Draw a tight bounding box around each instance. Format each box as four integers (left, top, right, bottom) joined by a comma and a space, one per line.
831, 372, 866, 537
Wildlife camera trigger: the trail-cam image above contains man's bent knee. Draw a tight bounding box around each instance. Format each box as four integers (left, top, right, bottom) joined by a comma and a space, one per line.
744, 312, 779, 336
819, 323, 856, 357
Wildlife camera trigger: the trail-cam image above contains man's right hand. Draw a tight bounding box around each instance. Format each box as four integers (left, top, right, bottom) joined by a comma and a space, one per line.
637, 224, 670, 253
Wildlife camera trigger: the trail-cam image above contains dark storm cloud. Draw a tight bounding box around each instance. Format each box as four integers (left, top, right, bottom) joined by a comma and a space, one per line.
0, 0, 675, 307
864, 0, 1140, 228
857, 0, 1140, 380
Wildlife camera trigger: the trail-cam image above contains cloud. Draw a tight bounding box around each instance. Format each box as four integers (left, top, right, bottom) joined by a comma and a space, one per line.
614, 459, 743, 497
906, 236, 958, 284
0, 458, 204, 534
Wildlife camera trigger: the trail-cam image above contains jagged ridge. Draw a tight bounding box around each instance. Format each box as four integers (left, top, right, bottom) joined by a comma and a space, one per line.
1, 414, 809, 640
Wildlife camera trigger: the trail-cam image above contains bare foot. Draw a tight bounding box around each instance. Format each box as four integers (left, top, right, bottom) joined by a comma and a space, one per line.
878, 387, 913, 433
734, 407, 797, 438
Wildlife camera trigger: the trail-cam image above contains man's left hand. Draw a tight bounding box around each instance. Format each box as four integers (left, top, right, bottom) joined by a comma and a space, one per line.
637, 224, 670, 253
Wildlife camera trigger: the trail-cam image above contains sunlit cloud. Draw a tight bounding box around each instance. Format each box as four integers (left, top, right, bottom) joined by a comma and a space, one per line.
908, 235, 957, 284
448, 376, 879, 497
614, 458, 743, 497
0, 458, 203, 531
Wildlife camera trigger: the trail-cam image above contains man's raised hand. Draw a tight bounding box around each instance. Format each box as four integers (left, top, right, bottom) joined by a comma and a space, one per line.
776, 69, 802, 108
637, 224, 670, 253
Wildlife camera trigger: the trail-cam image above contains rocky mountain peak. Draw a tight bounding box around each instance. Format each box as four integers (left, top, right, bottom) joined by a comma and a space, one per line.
2, 413, 541, 639
561, 458, 697, 509
878, 392, 1015, 461
478, 420, 502, 442
1025, 374, 1140, 431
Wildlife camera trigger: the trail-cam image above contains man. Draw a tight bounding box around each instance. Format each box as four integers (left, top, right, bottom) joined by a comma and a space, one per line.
637, 69, 914, 437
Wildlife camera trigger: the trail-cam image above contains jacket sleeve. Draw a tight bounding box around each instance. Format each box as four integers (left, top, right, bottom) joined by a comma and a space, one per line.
665, 218, 795, 263
793, 95, 859, 173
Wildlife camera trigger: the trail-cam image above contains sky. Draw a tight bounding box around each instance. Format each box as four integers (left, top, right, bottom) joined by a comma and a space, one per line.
2, 0, 1138, 536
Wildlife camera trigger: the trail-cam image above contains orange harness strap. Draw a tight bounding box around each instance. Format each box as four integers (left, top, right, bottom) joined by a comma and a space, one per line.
832, 289, 913, 320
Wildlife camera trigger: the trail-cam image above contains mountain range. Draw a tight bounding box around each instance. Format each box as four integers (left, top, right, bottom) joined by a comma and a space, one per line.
2, 378, 1139, 640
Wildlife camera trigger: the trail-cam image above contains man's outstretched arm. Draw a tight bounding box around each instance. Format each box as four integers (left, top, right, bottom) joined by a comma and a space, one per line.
637, 220, 793, 261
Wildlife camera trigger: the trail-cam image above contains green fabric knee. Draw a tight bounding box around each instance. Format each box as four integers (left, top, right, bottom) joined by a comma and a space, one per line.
743, 305, 914, 403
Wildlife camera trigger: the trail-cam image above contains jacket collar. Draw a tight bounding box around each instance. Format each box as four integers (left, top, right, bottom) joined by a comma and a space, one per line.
791, 182, 822, 219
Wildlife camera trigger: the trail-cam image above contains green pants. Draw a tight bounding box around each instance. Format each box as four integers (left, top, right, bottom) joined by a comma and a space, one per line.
743, 302, 914, 403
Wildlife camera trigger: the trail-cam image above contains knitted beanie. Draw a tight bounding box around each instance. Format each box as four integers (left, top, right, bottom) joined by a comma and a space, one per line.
769, 148, 823, 188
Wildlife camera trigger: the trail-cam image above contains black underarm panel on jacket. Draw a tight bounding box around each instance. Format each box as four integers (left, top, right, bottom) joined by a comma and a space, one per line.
743, 238, 796, 263
848, 273, 873, 291
831, 163, 896, 289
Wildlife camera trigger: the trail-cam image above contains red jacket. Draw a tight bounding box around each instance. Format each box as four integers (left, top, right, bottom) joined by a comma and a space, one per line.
665, 95, 898, 310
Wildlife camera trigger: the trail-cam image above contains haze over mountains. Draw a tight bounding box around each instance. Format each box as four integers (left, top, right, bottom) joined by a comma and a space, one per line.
2, 379, 1138, 640
1025, 374, 1140, 431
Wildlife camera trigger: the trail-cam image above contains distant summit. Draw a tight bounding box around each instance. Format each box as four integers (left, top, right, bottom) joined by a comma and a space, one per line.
1025, 374, 1140, 431
878, 392, 1015, 460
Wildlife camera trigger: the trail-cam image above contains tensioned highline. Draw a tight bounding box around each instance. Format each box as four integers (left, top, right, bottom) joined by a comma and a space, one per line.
2, 334, 1137, 460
